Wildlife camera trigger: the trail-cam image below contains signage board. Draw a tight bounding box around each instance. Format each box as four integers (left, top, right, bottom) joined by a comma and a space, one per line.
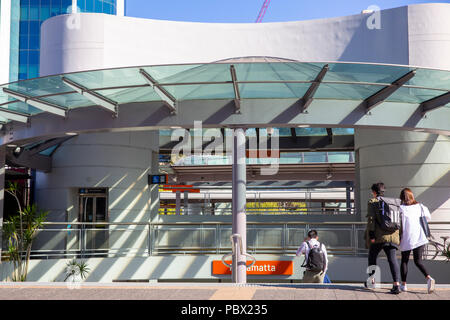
212, 260, 293, 275
148, 174, 168, 184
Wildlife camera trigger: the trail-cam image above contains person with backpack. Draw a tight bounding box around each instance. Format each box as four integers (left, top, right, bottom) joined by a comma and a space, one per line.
398, 188, 435, 293
364, 182, 402, 294
296, 230, 328, 283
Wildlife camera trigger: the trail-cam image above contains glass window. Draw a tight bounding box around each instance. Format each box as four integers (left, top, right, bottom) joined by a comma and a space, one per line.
40, 5, 51, 21
19, 21, 29, 35
20, 6, 29, 20
19, 36, 29, 50
29, 21, 40, 35
103, 2, 112, 14
62, 0, 73, 13
29, 36, 40, 50
19, 51, 28, 65
19, 65, 28, 74
94, 0, 103, 12
86, 0, 94, 12
29, 4, 39, 20
51, 0, 62, 15
28, 65, 39, 79
29, 51, 40, 65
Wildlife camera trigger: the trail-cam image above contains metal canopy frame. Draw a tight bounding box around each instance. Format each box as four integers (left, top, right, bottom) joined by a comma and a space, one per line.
363, 70, 416, 113
139, 68, 177, 114
61, 77, 119, 115
230, 65, 241, 113
420, 91, 450, 116
298, 64, 329, 113
0, 108, 28, 123
0, 62, 448, 145
2, 88, 67, 117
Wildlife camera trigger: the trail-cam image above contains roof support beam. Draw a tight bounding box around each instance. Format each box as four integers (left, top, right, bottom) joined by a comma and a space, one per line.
139, 69, 177, 114
298, 64, 329, 113
326, 128, 333, 144
420, 91, 450, 116
27, 136, 73, 156
290, 128, 297, 143
364, 70, 416, 113
61, 77, 118, 115
2, 88, 67, 117
230, 65, 241, 113
0, 108, 28, 123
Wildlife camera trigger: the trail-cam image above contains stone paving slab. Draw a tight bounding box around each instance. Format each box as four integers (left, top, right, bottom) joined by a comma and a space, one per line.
0, 283, 449, 300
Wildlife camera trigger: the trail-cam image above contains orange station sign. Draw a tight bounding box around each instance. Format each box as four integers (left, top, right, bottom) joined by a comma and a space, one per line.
212, 260, 293, 275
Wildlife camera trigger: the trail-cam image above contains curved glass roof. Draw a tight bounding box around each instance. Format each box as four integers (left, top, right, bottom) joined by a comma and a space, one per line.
0, 62, 449, 122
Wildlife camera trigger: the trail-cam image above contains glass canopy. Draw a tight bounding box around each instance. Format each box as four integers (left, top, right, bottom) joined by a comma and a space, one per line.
0, 62, 449, 122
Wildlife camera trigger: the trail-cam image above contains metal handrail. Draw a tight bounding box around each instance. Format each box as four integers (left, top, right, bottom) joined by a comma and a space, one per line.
2, 221, 448, 260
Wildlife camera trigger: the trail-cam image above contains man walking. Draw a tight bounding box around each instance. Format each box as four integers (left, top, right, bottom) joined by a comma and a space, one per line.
296, 230, 328, 283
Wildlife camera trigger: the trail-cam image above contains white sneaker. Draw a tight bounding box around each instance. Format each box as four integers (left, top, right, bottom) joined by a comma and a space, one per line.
400, 284, 407, 292
427, 277, 435, 294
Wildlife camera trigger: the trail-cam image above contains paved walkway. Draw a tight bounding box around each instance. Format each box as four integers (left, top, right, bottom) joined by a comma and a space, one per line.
0, 282, 449, 300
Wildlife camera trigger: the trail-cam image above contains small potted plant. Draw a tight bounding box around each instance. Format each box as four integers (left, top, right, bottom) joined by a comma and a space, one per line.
65, 259, 90, 284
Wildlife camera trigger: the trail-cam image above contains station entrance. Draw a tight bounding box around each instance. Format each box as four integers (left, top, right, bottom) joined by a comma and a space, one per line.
0, 61, 449, 283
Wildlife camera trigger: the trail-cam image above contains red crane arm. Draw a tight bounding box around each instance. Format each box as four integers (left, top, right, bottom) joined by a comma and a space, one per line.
255, 0, 271, 23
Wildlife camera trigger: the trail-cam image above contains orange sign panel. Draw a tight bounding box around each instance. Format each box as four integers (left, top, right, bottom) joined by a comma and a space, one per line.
212, 260, 293, 275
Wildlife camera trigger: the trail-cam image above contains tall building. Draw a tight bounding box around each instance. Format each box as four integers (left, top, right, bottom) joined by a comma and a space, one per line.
0, 0, 125, 84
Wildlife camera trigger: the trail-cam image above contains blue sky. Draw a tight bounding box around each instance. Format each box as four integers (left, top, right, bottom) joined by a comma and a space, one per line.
125, 0, 449, 23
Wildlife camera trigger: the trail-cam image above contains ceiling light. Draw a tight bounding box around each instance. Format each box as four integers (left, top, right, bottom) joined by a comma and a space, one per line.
65, 132, 78, 136
297, 125, 310, 128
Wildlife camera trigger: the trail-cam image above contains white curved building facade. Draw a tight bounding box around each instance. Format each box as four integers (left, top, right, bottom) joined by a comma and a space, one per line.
40, 3, 450, 73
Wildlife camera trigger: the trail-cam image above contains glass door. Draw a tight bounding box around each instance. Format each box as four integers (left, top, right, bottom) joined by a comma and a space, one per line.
79, 189, 109, 257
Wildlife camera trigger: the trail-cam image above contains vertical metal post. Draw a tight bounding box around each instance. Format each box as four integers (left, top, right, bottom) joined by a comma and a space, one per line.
0, 146, 5, 260
184, 190, 189, 215
232, 128, 247, 284
346, 183, 352, 215
175, 190, 181, 215
147, 223, 152, 256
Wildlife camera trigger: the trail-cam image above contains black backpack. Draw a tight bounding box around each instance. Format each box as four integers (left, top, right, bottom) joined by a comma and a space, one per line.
376, 197, 401, 232
301, 241, 325, 272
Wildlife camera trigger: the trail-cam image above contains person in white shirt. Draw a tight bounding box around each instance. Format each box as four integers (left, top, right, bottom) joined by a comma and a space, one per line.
399, 188, 435, 293
296, 230, 328, 283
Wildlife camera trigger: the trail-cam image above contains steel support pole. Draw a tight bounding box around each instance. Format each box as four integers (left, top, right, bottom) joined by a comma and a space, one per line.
346, 184, 352, 215
232, 128, 247, 283
0, 146, 5, 261
184, 190, 189, 215
175, 190, 181, 215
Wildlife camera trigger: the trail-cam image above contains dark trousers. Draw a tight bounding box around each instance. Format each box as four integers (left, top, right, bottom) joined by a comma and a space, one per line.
400, 245, 429, 282
368, 243, 400, 283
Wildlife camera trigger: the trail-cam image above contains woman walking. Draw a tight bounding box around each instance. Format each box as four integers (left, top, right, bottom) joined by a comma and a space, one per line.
364, 182, 401, 294
399, 188, 435, 293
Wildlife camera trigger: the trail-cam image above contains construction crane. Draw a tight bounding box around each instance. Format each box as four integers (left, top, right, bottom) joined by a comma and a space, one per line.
255, 0, 271, 23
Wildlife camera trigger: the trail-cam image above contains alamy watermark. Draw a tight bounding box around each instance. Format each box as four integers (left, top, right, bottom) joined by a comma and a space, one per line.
364, 5, 381, 30
170, 121, 280, 176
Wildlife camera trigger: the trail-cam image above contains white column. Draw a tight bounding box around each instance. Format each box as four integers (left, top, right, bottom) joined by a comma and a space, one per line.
116, 0, 125, 16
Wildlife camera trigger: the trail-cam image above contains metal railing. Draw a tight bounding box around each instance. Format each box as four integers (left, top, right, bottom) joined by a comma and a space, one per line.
160, 207, 356, 216
1, 221, 448, 260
